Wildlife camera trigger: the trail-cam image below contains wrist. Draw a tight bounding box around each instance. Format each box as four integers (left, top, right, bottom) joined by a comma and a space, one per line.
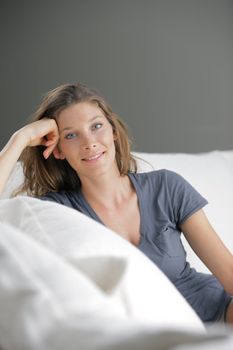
11, 128, 30, 151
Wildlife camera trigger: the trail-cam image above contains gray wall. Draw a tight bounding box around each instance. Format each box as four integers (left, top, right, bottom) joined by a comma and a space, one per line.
1, 0, 233, 153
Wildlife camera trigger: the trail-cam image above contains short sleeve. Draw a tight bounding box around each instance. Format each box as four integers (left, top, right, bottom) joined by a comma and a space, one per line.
164, 170, 208, 226
37, 192, 68, 206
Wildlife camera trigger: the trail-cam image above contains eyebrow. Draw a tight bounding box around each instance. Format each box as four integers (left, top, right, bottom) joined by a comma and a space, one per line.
60, 115, 104, 134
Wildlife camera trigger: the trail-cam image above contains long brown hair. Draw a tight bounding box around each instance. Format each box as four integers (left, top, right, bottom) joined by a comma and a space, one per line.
18, 83, 137, 196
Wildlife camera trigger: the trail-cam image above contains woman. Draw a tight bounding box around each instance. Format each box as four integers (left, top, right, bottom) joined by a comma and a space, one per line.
1, 83, 233, 324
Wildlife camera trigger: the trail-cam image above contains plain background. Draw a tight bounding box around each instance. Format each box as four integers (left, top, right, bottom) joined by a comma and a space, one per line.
1, 0, 232, 153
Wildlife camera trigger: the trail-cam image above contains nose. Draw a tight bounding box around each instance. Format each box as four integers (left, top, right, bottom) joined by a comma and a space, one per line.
84, 143, 97, 150
82, 133, 97, 150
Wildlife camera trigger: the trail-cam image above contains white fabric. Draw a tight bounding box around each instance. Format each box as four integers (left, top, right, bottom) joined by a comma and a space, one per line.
1, 222, 233, 349
0, 196, 203, 331
0, 161, 25, 199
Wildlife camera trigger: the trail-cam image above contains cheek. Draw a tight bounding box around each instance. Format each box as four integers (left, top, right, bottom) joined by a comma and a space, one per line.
58, 140, 79, 159
60, 136, 79, 147
57, 140, 67, 156
99, 128, 115, 144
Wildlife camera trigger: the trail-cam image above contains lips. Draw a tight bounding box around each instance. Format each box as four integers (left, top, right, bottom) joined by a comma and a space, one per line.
82, 152, 105, 161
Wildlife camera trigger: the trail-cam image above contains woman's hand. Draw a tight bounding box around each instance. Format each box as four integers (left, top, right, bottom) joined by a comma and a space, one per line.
16, 118, 59, 159
0, 118, 59, 196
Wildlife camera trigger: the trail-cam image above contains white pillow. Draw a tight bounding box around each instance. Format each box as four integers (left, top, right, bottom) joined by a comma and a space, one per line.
0, 221, 131, 350
0, 161, 25, 199
134, 150, 233, 273
0, 196, 204, 332
3, 223, 232, 350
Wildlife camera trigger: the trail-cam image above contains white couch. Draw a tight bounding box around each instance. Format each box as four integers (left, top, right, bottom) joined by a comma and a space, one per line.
0, 150, 233, 350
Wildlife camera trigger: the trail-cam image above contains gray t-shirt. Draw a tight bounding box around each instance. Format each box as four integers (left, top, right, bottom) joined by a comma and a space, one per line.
41, 169, 231, 322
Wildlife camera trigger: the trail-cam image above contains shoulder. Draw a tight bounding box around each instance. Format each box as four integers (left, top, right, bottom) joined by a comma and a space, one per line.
39, 189, 80, 206
130, 169, 201, 198
130, 169, 184, 186
128, 169, 184, 197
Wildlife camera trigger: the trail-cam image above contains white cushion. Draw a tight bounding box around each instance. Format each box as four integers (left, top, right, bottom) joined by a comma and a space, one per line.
4, 223, 233, 350
0, 161, 25, 199
0, 196, 204, 333
134, 150, 233, 273
0, 221, 130, 349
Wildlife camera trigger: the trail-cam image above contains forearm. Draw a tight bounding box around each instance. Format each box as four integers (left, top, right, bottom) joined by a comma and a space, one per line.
182, 210, 233, 295
0, 131, 28, 196
0, 119, 59, 197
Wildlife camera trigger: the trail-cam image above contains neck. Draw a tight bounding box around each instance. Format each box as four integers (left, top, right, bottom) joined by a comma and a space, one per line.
80, 169, 132, 209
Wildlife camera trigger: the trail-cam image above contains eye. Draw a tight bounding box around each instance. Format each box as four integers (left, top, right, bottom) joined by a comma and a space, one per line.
92, 123, 103, 130
65, 132, 77, 140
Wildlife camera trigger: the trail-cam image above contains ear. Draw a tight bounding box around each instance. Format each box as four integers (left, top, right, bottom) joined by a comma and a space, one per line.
113, 130, 117, 141
53, 146, 66, 160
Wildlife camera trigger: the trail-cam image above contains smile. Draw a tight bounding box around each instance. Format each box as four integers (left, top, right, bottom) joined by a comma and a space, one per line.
82, 152, 105, 162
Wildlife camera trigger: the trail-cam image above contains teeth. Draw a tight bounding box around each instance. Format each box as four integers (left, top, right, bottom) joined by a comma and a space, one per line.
85, 153, 102, 161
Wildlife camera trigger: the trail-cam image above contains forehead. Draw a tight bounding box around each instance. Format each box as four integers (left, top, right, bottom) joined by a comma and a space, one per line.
56, 101, 106, 125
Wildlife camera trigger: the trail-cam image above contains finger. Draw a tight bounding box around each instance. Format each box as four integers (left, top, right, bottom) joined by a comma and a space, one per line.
43, 148, 50, 159
40, 138, 48, 146
44, 139, 57, 146
43, 142, 58, 159
41, 131, 59, 147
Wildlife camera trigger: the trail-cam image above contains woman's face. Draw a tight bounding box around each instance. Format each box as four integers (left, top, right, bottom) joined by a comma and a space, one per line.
54, 101, 118, 179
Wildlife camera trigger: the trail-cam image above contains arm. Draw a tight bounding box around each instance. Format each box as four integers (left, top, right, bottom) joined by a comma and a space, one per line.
0, 119, 59, 196
180, 209, 233, 295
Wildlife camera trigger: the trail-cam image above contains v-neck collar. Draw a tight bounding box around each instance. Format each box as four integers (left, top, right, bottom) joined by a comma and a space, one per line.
127, 172, 145, 246
79, 189, 103, 224
79, 173, 145, 247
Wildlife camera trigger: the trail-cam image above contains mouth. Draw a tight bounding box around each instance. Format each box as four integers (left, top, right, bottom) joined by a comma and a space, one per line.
82, 152, 105, 162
